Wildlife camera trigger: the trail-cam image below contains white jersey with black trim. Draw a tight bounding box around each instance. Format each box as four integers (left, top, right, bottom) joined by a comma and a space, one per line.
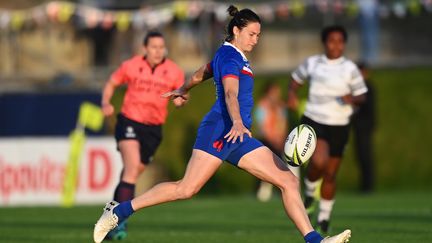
292, 54, 368, 126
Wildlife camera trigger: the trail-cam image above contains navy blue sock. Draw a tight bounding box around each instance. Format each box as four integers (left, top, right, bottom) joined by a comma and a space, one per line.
113, 200, 134, 223
113, 181, 135, 202
304, 231, 323, 243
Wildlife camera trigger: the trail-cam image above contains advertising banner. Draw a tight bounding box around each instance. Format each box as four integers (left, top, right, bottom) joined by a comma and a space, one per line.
0, 137, 122, 206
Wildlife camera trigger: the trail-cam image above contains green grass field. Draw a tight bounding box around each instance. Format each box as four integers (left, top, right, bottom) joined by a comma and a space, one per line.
1, 192, 431, 243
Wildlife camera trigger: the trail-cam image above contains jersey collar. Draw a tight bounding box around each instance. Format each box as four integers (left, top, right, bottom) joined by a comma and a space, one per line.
224, 42, 248, 61
142, 55, 166, 73
321, 54, 345, 65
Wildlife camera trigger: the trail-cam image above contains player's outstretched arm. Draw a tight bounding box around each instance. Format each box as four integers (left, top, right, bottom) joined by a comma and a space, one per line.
163, 63, 213, 100
186, 63, 214, 90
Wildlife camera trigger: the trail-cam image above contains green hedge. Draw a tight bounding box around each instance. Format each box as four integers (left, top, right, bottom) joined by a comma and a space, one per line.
110, 67, 432, 194
339, 67, 432, 191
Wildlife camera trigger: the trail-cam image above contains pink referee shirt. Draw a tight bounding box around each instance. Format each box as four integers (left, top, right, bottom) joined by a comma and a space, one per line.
110, 56, 185, 125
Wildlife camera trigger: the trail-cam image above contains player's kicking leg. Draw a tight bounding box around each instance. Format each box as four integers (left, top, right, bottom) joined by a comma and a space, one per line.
94, 150, 222, 243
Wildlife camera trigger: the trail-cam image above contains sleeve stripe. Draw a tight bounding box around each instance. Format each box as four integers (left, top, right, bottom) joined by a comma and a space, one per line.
206, 63, 212, 73
293, 71, 306, 80
352, 87, 368, 96
223, 74, 239, 80
291, 73, 305, 84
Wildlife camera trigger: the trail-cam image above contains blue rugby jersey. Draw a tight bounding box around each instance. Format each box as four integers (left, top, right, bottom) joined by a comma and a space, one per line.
207, 42, 255, 128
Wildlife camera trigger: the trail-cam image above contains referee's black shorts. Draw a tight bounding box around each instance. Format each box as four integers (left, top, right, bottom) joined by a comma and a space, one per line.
301, 116, 350, 157
115, 113, 162, 164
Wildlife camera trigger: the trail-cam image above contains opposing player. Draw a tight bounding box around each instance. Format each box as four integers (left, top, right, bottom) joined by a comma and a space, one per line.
288, 25, 367, 234
94, 6, 351, 243
101, 30, 186, 240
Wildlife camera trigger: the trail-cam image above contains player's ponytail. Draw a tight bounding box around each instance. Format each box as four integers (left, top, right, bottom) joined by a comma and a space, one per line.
227, 5, 239, 16
225, 5, 261, 42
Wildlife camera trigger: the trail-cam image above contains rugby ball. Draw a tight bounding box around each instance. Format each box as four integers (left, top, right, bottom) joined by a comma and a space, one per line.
284, 124, 317, 167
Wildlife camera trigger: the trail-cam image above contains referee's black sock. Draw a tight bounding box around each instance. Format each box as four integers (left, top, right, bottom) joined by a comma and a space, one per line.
114, 181, 135, 203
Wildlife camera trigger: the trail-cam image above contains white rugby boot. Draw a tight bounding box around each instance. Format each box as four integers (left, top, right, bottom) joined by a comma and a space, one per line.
321, 229, 351, 243
93, 201, 120, 243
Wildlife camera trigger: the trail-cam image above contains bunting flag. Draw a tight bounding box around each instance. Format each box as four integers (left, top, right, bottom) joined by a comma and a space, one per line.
346, 1, 360, 18
57, 2, 75, 23
291, 0, 306, 18
116, 12, 131, 32
0, 0, 431, 31
10, 11, 26, 31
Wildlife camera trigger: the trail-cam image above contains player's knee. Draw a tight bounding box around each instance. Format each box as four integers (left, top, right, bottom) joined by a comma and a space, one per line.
323, 170, 337, 183
137, 166, 145, 174
311, 154, 327, 169
277, 173, 300, 193
175, 184, 200, 200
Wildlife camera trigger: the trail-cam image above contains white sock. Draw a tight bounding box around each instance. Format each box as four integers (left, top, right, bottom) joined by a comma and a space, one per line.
304, 178, 320, 198
288, 164, 301, 178
318, 199, 335, 222
256, 181, 273, 202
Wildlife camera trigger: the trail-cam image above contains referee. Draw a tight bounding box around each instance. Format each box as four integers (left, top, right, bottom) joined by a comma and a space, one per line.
101, 31, 186, 240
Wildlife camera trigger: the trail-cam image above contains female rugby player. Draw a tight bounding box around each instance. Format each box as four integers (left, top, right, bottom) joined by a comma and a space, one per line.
288, 25, 367, 234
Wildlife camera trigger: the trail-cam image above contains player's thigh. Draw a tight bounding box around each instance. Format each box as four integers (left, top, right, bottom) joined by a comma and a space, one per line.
178, 149, 223, 191
119, 140, 143, 170
311, 138, 330, 166
237, 146, 297, 188
301, 116, 330, 165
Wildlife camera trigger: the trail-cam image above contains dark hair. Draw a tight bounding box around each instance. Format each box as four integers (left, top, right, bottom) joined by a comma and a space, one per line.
225, 5, 261, 42
321, 25, 348, 43
143, 30, 164, 46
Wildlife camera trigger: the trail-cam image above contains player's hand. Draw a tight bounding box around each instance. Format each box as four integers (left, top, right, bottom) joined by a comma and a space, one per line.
173, 96, 188, 108
340, 94, 353, 105
102, 103, 114, 117
162, 87, 188, 100
224, 120, 252, 143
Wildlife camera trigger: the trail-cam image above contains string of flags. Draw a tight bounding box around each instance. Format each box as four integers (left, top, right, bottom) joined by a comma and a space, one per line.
0, 0, 431, 32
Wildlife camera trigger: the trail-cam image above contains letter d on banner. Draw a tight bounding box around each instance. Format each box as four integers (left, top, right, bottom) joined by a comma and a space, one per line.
62, 102, 103, 207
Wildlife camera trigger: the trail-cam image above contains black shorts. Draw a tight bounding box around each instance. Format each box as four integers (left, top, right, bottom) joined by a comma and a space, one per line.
115, 114, 162, 164
301, 116, 350, 157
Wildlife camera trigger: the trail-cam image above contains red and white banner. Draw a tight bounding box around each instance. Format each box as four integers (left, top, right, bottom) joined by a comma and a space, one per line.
0, 137, 122, 206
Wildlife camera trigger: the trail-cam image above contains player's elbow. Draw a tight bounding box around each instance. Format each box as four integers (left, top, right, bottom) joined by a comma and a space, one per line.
191, 72, 202, 84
